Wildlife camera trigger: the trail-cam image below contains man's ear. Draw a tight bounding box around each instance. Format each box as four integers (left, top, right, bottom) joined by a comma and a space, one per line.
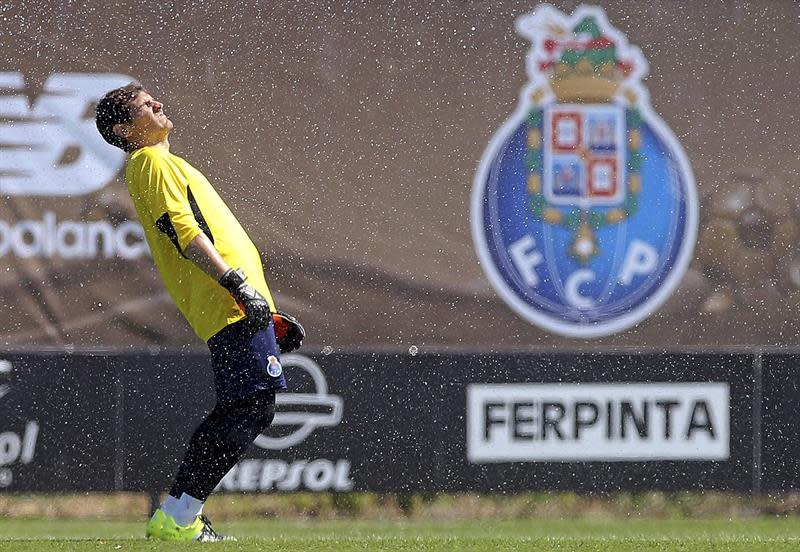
112, 123, 129, 139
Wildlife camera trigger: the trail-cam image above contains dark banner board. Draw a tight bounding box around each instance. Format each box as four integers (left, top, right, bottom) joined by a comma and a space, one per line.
117, 354, 217, 493
0, 351, 794, 493
760, 354, 800, 492
0, 354, 117, 491
434, 353, 754, 493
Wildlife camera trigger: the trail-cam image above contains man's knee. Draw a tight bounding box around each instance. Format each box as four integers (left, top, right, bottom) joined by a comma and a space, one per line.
257, 394, 276, 429
244, 389, 275, 432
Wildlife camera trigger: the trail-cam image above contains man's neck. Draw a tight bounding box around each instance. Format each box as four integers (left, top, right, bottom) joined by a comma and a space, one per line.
150, 139, 170, 152
132, 137, 170, 152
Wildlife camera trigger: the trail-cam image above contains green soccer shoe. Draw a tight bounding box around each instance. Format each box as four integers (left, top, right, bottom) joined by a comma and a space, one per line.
146, 508, 236, 542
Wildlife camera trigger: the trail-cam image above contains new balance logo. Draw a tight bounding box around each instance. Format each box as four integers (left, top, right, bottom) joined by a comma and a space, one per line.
0, 72, 133, 196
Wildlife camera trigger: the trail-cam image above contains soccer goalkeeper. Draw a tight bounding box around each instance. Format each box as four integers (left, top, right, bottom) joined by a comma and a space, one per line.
95, 84, 304, 542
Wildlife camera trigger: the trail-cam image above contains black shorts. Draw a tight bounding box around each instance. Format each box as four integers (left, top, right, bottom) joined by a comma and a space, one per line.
206, 318, 288, 402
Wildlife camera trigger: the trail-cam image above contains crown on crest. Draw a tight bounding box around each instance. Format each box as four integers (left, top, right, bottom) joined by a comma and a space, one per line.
538, 16, 634, 102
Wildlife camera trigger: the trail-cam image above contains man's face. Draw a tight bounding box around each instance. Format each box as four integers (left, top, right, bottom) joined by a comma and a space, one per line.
115, 90, 173, 147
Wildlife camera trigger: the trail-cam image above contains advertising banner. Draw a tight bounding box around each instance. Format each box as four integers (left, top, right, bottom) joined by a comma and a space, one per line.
433, 352, 754, 492
467, 383, 730, 463
0, 354, 117, 491
759, 354, 800, 492
0, 352, 775, 493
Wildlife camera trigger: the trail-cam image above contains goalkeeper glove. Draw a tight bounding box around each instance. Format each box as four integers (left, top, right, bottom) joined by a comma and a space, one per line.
272, 311, 305, 353
218, 268, 271, 330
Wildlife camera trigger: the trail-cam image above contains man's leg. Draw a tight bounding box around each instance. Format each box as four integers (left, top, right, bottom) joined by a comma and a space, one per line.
147, 389, 275, 541
148, 320, 285, 541
170, 389, 276, 503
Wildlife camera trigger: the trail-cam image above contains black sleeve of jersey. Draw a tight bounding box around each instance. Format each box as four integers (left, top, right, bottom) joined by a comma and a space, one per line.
155, 213, 189, 258
187, 187, 215, 245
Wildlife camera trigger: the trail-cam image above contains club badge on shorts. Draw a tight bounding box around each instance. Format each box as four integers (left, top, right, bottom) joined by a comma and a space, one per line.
266, 356, 283, 378
471, 4, 697, 338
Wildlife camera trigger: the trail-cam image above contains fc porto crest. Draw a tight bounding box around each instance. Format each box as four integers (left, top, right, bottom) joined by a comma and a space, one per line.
471, 5, 697, 338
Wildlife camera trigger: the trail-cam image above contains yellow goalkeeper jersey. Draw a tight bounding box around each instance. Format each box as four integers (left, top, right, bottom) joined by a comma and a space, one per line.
126, 146, 275, 342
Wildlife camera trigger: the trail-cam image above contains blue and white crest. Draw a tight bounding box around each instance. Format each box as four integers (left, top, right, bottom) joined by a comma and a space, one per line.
471, 4, 697, 338
267, 358, 283, 378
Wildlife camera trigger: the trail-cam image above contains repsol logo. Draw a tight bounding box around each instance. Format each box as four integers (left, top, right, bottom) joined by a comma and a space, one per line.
217, 458, 353, 492
0, 421, 39, 488
0, 211, 149, 259
467, 383, 729, 462
0, 421, 38, 466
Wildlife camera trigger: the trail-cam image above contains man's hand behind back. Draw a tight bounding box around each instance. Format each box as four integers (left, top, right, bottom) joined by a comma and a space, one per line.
218, 268, 271, 329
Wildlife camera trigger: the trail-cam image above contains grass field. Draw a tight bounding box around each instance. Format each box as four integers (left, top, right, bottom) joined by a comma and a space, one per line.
1, 518, 800, 551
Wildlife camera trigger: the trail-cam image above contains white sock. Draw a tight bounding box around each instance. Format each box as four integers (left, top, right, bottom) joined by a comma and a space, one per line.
160, 492, 204, 527
160, 494, 182, 519
181, 493, 203, 525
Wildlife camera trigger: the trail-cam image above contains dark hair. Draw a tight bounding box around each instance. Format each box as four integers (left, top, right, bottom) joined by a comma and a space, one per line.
95, 83, 144, 152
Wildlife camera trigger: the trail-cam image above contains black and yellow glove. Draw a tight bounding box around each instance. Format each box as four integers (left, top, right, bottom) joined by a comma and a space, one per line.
218, 268, 271, 330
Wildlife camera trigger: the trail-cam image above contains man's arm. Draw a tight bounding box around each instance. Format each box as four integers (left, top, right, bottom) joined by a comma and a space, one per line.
183, 232, 230, 280
184, 232, 271, 329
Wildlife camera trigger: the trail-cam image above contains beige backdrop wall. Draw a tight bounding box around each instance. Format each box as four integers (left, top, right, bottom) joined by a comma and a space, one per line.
1, 1, 798, 351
